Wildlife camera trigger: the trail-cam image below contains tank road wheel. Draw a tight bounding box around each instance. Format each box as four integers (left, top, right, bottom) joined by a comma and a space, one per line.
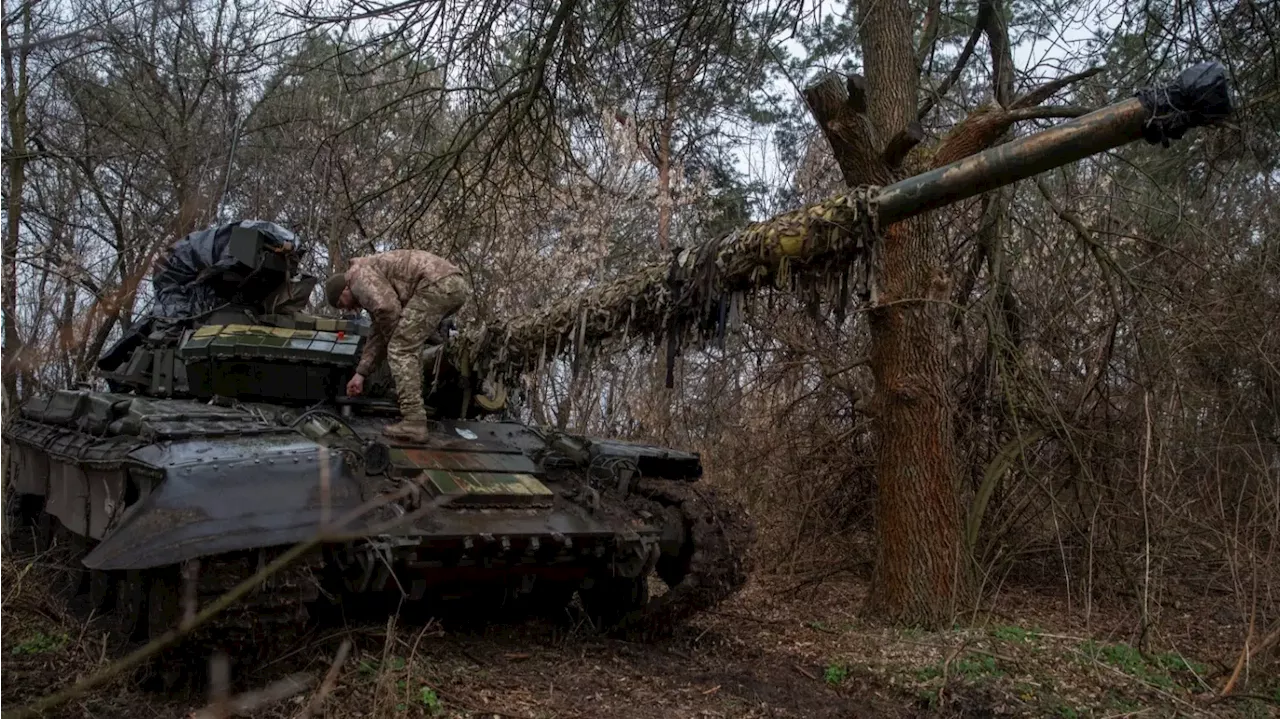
618, 479, 755, 636
523, 580, 579, 622
114, 570, 150, 644
2, 485, 44, 550
579, 574, 649, 629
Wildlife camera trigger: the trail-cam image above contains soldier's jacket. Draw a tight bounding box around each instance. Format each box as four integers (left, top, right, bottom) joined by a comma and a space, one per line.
346, 249, 463, 376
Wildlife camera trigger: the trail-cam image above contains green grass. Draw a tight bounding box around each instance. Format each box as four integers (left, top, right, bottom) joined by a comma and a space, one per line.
823, 663, 849, 685
9, 632, 68, 655
1078, 640, 1209, 693
991, 624, 1040, 643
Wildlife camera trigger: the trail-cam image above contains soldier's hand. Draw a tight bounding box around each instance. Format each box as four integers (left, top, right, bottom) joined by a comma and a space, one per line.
346, 373, 365, 397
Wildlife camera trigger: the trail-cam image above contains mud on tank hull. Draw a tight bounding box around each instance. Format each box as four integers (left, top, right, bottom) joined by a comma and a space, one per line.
3, 389, 753, 657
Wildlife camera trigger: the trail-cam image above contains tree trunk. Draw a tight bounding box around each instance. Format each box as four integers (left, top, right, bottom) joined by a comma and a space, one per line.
859, 0, 966, 627
840, 0, 1057, 626
327, 199, 347, 272
2, 1, 32, 408
656, 115, 673, 251
865, 217, 964, 626
801, 0, 968, 627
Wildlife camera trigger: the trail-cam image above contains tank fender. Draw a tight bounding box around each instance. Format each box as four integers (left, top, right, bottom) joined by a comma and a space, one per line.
83, 434, 377, 571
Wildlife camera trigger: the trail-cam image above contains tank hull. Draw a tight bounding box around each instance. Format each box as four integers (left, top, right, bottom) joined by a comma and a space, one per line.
4, 389, 752, 654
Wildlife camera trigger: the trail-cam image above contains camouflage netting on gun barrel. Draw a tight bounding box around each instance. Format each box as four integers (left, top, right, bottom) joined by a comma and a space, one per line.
446, 61, 1237, 392
452, 188, 882, 386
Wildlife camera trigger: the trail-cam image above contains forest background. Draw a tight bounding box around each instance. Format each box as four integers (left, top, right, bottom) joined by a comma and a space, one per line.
2, 0, 1277, 714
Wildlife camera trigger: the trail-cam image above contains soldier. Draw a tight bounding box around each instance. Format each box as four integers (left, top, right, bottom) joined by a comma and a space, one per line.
325, 249, 470, 441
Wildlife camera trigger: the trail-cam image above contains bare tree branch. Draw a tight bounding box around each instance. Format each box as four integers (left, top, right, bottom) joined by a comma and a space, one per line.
917, 0, 991, 120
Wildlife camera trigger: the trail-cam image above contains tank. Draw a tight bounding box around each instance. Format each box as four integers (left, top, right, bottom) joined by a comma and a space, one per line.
2, 222, 754, 668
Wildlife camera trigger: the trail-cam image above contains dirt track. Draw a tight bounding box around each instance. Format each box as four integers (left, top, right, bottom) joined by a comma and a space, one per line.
2, 555, 1276, 719
0, 568, 908, 718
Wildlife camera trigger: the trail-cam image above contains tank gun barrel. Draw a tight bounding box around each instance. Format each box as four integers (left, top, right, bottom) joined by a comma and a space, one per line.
457, 62, 1233, 380
877, 62, 1231, 225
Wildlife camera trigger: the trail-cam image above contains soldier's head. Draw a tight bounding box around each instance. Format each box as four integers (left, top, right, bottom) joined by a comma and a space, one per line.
325, 273, 358, 310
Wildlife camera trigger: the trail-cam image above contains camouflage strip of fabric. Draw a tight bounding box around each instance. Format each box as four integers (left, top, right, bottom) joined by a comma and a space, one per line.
387, 274, 470, 421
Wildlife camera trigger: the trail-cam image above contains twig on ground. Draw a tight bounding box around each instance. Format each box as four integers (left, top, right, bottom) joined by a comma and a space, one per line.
1, 560, 35, 605
784, 559, 873, 594
896, 638, 1018, 666
190, 673, 315, 719
1221, 620, 1280, 697
296, 638, 352, 718
432, 687, 538, 719
707, 610, 789, 626
936, 640, 969, 707
1209, 692, 1280, 705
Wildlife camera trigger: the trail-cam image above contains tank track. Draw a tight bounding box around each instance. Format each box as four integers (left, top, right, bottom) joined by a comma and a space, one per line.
126, 587, 312, 691
10, 504, 322, 690
619, 479, 754, 636
11, 474, 753, 673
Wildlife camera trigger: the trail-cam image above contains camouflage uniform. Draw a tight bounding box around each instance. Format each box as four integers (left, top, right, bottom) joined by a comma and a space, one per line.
347, 250, 470, 421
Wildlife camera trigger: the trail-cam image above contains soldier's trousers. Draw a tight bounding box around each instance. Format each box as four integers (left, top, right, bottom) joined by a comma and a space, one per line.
386, 274, 470, 421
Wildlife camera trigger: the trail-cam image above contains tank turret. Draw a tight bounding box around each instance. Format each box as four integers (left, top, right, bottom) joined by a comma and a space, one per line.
93, 220, 488, 416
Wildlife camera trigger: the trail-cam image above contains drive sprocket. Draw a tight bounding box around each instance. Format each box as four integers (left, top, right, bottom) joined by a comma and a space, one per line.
617, 479, 754, 636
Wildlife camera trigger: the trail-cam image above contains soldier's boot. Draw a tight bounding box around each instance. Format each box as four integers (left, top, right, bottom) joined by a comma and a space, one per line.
384, 418, 431, 443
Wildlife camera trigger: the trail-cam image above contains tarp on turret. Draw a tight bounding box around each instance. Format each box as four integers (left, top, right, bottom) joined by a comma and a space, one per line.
97, 220, 299, 373
150, 220, 298, 319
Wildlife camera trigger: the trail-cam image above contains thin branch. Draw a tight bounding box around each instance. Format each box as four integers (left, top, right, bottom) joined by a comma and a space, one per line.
914, 0, 943, 74
1011, 67, 1103, 110
918, 1, 992, 119
296, 639, 354, 718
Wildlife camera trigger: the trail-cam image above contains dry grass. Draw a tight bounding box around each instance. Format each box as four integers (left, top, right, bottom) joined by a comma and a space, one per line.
3, 545, 1277, 719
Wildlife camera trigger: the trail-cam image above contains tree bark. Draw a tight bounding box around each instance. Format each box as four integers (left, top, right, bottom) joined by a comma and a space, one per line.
2, 2, 32, 408
656, 114, 673, 251
859, 0, 966, 627
866, 219, 962, 626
